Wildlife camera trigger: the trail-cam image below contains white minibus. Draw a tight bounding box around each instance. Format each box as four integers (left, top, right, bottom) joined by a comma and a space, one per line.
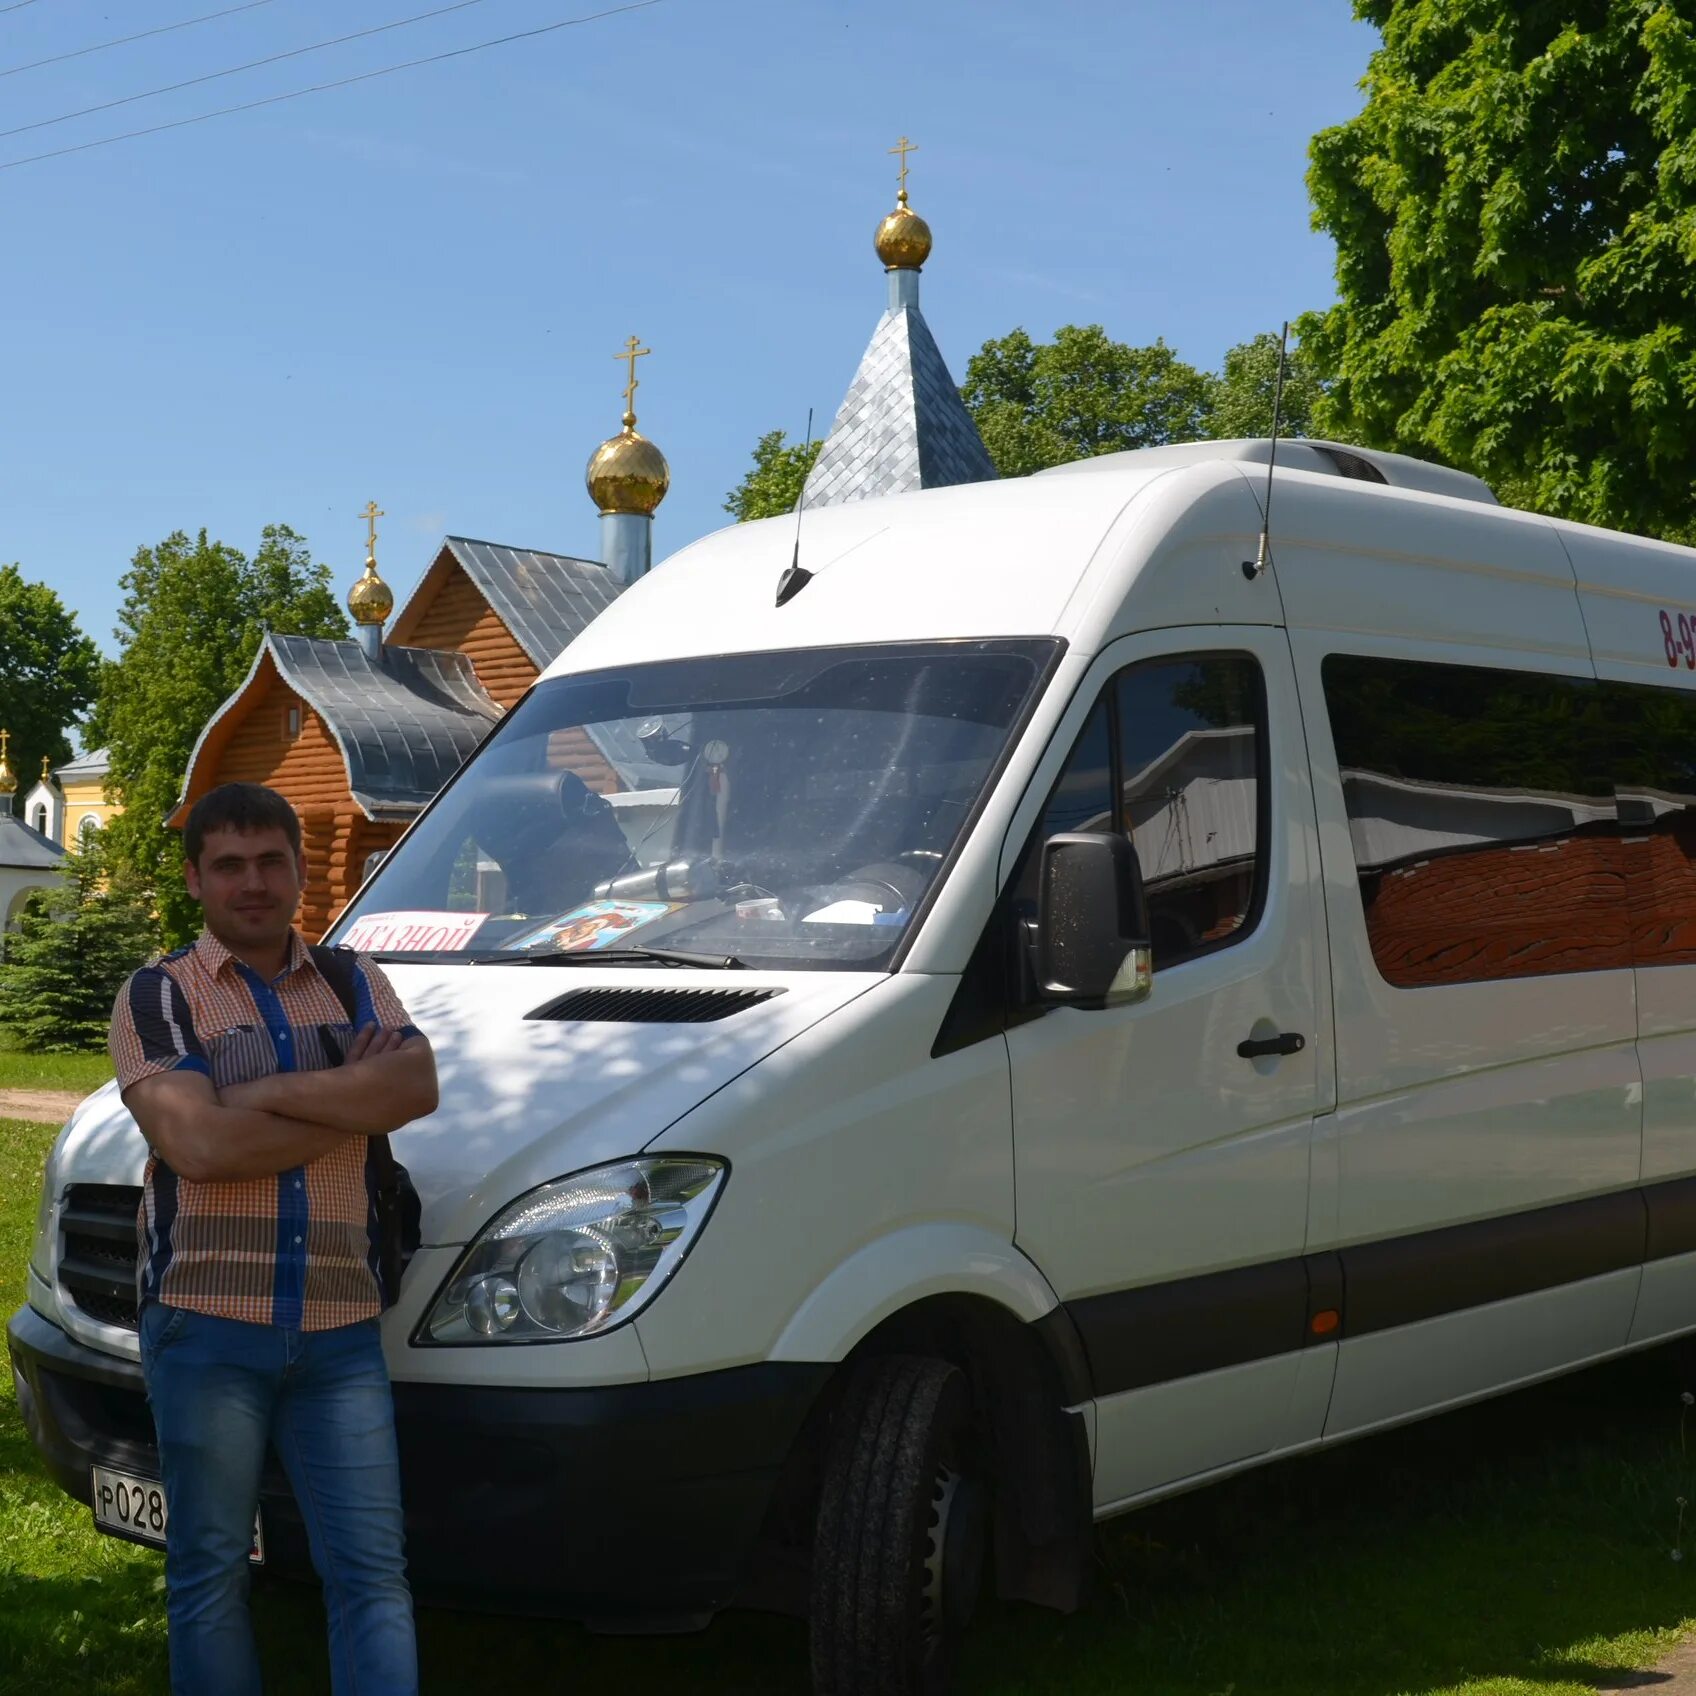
16, 437, 1696, 1693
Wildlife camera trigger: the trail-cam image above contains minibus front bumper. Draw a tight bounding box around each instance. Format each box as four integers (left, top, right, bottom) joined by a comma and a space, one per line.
7, 1302, 831, 1628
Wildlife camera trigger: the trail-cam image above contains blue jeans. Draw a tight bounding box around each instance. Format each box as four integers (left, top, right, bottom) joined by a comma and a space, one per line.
139, 1303, 418, 1696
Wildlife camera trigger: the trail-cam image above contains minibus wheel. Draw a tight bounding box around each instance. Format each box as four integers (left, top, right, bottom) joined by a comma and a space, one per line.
809, 1354, 986, 1696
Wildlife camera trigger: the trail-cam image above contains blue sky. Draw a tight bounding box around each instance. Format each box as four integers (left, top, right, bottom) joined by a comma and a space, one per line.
1, 0, 1375, 665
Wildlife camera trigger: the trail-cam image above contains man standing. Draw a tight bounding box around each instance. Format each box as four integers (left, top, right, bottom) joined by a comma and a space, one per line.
110, 782, 438, 1696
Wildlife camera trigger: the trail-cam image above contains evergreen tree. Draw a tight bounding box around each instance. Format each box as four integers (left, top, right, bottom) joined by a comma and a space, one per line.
0, 838, 160, 1053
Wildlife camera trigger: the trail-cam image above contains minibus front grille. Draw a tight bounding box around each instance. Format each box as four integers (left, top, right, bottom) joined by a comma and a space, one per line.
59, 1184, 141, 1332
526, 986, 785, 1024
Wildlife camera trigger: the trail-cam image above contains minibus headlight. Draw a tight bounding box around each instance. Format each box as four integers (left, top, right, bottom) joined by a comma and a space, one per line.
418, 1158, 726, 1344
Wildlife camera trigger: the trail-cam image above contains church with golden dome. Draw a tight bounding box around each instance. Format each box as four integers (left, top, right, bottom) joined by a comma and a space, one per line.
803, 137, 997, 508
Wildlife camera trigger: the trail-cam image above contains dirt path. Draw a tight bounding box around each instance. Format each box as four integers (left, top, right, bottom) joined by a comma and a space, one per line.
1599, 1640, 1696, 1691
0, 1088, 88, 1125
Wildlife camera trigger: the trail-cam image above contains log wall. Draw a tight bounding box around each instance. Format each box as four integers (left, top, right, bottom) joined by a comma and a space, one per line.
199, 670, 405, 940
215, 672, 348, 812
308, 808, 405, 940
399, 561, 537, 709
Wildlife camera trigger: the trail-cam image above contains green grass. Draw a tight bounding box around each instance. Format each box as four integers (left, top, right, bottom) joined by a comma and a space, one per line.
0, 1029, 112, 1096
3, 1105, 1696, 1693
2, 1120, 167, 1696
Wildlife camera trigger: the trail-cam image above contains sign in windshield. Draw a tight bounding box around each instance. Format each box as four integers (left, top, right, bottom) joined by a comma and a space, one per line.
329, 640, 1056, 971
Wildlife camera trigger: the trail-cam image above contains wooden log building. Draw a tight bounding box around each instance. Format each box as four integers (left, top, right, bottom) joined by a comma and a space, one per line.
171, 530, 627, 939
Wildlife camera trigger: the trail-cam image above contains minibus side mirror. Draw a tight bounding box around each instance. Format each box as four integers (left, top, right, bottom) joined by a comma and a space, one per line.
1035, 832, 1153, 1009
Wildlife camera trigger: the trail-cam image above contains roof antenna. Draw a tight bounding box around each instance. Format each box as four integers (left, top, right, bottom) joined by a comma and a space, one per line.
775, 407, 816, 608
1242, 320, 1290, 582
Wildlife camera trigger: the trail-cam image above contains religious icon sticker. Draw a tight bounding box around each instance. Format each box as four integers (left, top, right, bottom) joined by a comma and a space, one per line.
505, 899, 680, 954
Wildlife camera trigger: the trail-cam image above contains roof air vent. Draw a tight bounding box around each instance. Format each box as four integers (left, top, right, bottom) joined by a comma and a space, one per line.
1311, 445, 1388, 485
527, 986, 784, 1024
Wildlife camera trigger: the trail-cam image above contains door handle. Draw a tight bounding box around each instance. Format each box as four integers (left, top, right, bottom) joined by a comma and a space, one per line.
1237, 1031, 1306, 1059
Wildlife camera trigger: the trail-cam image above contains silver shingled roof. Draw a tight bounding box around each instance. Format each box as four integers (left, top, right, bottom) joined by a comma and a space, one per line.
801, 300, 997, 510
439, 537, 622, 669
266, 635, 500, 820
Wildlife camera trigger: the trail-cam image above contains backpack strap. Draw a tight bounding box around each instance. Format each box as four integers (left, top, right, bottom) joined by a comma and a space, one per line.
308, 943, 363, 1026
307, 943, 416, 1305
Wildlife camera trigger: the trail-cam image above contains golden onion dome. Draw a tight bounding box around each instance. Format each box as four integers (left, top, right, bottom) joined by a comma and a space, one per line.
0, 731, 16, 796
875, 189, 932, 270
347, 558, 394, 626
586, 422, 670, 517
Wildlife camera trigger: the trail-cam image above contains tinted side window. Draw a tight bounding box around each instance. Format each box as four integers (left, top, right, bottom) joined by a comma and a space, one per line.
1118, 656, 1264, 967
1322, 655, 1628, 987
1604, 681, 1696, 969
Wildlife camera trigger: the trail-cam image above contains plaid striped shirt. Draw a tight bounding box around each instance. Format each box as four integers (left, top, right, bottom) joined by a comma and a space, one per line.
110, 929, 419, 1331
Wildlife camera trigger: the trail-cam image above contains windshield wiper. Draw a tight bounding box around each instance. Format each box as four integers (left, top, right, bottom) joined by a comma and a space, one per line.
475, 945, 745, 970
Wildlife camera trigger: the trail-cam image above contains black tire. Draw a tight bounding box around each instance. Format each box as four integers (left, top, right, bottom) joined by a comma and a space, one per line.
809, 1355, 988, 1696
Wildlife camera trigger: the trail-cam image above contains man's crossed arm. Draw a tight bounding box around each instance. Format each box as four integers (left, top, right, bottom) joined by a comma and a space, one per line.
124, 1027, 439, 1185
222, 1026, 438, 1136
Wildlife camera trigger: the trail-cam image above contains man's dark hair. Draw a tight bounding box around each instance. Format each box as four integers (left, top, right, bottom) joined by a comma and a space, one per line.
183, 783, 302, 866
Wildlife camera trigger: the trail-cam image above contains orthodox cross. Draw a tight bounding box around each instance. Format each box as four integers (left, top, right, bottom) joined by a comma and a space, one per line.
616, 335, 650, 423
889, 135, 918, 197
361, 500, 384, 561
0, 730, 10, 768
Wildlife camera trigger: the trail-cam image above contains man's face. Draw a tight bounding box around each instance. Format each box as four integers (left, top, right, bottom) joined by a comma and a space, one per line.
184, 825, 305, 954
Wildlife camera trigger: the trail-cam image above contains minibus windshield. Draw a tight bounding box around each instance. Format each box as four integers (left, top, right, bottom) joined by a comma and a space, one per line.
328, 639, 1056, 970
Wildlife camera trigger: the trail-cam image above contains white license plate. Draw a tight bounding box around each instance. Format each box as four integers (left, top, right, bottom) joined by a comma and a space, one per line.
90, 1465, 264, 1563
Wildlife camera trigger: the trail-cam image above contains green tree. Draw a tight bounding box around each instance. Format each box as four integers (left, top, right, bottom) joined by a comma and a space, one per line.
1302, 1, 1696, 540
961, 325, 1215, 476
88, 525, 346, 944
0, 564, 100, 789
1205, 331, 1326, 441
0, 836, 160, 1052
723, 429, 823, 521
